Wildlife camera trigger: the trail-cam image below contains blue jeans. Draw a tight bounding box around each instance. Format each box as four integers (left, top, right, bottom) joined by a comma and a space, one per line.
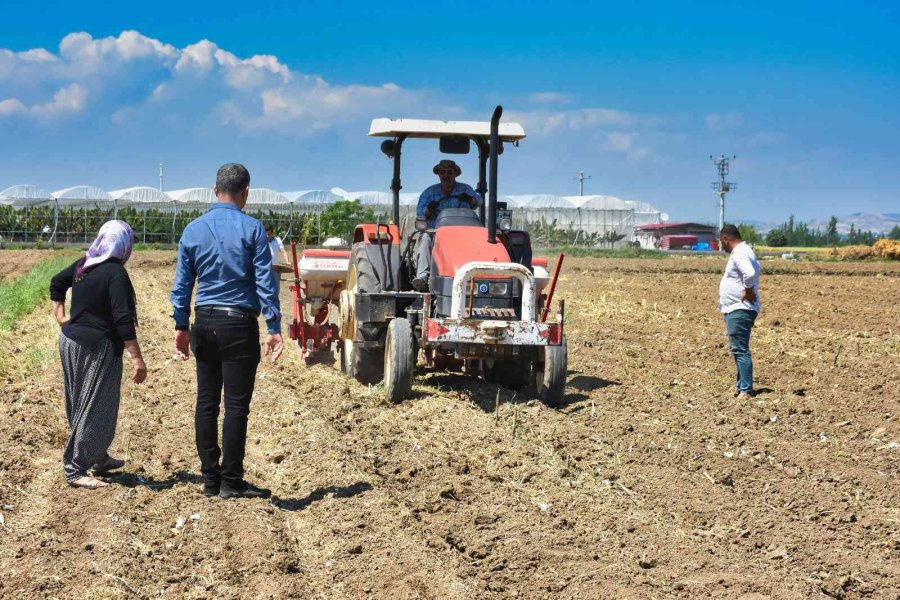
724, 309, 757, 393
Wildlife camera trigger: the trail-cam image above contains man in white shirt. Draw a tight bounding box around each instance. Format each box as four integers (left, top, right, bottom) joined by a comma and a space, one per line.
266, 225, 291, 295
718, 224, 761, 400
266, 226, 290, 266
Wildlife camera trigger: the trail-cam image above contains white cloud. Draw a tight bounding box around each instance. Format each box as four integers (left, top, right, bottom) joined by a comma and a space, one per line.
0, 83, 86, 117
506, 106, 657, 161
603, 132, 650, 161
705, 111, 743, 131
32, 83, 87, 116
0, 98, 27, 115
605, 132, 634, 152
508, 107, 642, 136
0, 30, 415, 133
528, 91, 571, 104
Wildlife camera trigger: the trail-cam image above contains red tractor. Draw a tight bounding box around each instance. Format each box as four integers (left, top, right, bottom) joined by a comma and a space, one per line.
294, 106, 567, 405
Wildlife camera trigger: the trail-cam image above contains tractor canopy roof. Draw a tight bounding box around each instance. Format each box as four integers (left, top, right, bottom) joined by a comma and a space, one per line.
368, 118, 526, 142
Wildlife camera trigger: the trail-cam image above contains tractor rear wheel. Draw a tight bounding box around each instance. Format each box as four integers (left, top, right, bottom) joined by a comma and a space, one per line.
384, 318, 415, 403
534, 336, 568, 408
342, 242, 390, 385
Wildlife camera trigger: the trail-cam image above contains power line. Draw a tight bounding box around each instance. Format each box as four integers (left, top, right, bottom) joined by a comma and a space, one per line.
710, 155, 736, 235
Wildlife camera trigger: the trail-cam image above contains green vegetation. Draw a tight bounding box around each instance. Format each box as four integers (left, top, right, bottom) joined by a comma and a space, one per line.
737, 224, 761, 244
304, 200, 385, 243
524, 216, 627, 248
0, 254, 77, 330
753, 214, 882, 247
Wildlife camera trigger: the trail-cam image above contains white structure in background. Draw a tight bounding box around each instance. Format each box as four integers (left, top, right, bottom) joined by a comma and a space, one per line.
0, 183, 664, 247
52, 185, 113, 207
284, 190, 345, 205
109, 186, 171, 205
248, 188, 291, 205
167, 187, 217, 204
0, 184, 53, 207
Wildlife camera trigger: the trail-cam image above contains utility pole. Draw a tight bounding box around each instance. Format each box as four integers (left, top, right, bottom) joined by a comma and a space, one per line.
574, 171, 591, 196
159, 163, 164, 192
710, 155, 736, 235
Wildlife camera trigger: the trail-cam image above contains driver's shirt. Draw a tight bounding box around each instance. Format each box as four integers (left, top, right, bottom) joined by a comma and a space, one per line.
417, 182, 483, 227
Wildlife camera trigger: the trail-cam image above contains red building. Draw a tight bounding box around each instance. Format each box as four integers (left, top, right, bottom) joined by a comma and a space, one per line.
634, 222, 719, 250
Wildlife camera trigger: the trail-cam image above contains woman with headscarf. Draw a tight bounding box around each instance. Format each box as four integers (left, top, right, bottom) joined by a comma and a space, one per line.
49, 220, 147, 489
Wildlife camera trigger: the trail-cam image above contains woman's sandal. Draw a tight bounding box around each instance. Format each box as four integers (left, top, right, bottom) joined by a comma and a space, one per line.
70, 476, 110, 489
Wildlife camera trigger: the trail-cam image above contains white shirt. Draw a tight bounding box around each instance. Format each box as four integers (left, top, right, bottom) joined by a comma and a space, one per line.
269, 236, 285, 265
719, 241, 761, 314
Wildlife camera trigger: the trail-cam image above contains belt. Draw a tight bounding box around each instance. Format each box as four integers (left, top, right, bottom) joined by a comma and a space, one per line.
195, 305, 259, 319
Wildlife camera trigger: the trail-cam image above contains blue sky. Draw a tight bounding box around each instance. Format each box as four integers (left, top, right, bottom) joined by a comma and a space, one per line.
1, 0, 898, 223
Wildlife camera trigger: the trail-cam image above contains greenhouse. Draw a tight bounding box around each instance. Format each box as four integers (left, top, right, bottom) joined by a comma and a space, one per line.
0, 184, 662, 248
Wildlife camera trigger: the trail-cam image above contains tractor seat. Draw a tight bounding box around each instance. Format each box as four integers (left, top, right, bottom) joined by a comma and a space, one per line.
435, 207, 482, 228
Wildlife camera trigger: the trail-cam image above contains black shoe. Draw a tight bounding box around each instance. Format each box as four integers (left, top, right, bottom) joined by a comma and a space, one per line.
91, 455, 125, 474
202, 480, 221, 497
219, 481, 272, 500
411, 277, 428, 292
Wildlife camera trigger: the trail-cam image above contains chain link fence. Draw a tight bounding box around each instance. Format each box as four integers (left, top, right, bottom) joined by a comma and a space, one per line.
0, 203, 641, 250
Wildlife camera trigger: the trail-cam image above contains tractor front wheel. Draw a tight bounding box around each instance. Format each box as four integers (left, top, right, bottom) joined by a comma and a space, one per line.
384, 318, 415, 403
534, 336, 568, 408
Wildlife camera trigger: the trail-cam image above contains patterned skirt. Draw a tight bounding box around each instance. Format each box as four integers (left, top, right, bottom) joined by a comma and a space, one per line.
59, 333, 123, 484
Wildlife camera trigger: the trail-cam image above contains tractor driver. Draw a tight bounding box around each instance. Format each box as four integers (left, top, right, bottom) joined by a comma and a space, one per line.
411, 159, 482, 291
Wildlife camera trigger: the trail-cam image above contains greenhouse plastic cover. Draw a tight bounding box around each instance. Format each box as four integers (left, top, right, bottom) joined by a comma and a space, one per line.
283, 190, 345, 204
247, 188, 290, 205
0, 183, 661, 219
52, 186, 114, 207
109, 187, 171, 204
0, 184, 52, 207
167, 188, 217, 204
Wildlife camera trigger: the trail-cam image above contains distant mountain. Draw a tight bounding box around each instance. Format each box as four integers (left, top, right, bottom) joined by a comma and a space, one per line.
808, 213, 900, 235
731, 218, 781, 233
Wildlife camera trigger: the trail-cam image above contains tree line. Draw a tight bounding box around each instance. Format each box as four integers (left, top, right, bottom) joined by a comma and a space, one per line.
738, 215, 900, 247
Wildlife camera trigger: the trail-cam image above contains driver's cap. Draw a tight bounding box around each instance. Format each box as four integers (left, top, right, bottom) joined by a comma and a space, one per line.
433, 159, 461, 176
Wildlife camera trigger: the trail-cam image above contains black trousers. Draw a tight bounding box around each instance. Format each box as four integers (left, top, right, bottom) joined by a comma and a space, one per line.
191, 309, 260, 487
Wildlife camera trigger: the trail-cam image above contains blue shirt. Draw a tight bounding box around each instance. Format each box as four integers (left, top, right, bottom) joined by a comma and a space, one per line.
170, 202, 281, 334
417, 182, 482, 227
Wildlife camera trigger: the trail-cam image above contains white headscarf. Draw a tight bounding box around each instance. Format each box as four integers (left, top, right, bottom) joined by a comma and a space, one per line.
75, 220, 135, 281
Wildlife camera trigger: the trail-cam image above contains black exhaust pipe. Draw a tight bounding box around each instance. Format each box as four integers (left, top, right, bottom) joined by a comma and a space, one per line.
488, 105, 502, 244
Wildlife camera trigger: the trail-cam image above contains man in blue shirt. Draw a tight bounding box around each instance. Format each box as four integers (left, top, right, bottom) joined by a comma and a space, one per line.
411, 159, 482, 291
170, 163, 282, 500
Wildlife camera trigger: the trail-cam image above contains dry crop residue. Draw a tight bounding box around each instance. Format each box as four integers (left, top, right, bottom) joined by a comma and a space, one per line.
0, 251, 897, 598
0, 250, 65, 284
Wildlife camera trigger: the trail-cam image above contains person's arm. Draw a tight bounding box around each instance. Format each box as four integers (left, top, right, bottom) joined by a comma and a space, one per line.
464, 185, 482, 209
277, 238, 290, 265
49, 261, 77, 326
170, 235, 196, 360
252, 223, 284, 362
124, 339, 147, 384
417, 189, 431, 218
733, 248, 760, 303
109, 269, 147, 384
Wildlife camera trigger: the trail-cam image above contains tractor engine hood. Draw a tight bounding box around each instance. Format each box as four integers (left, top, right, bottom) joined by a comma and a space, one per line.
433, 226, 511, 277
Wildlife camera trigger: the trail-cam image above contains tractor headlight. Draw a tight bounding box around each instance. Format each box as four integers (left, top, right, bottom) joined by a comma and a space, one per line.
497, 209, 513, 232
488, 282, 509, 296
415, 217, 428, 231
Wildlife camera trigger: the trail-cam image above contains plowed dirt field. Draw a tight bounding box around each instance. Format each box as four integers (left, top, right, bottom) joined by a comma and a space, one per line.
0, 252, 897, 599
